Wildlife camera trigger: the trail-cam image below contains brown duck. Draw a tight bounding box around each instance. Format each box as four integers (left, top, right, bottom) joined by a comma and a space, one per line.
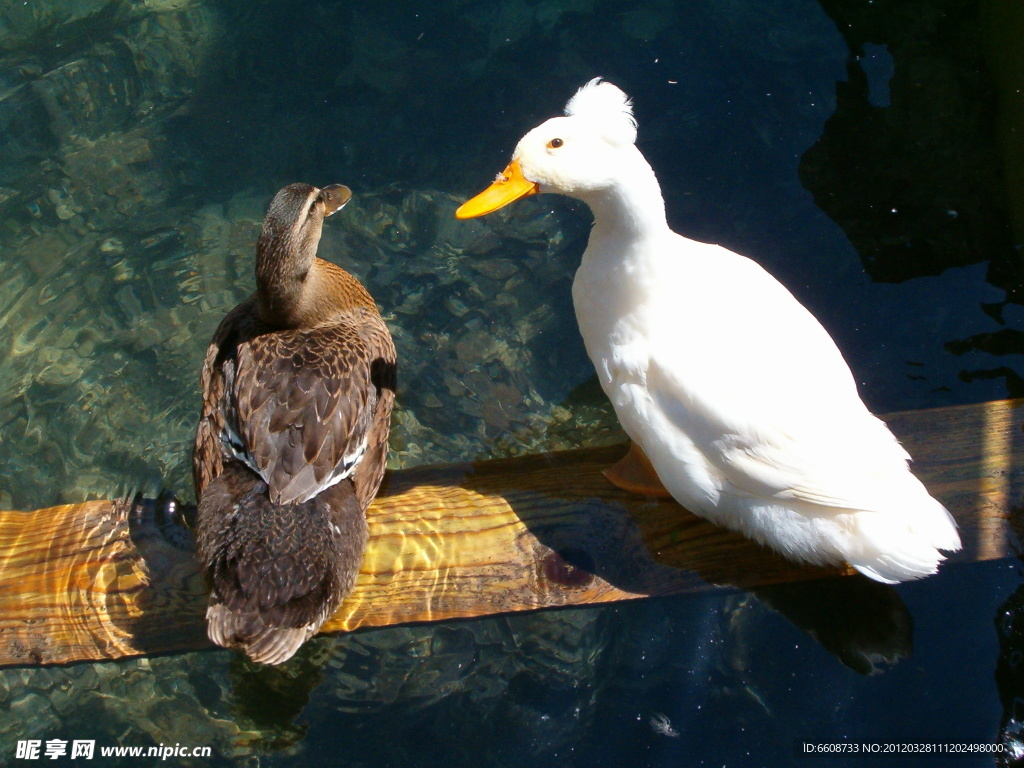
193, 183, 396, 665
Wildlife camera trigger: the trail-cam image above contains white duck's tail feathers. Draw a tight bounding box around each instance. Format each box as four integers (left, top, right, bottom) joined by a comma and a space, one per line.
840, 499, 962, 584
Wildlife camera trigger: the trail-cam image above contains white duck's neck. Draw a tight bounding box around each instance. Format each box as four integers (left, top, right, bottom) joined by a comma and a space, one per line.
580, 148, 669, 253
570, 148, 670, 350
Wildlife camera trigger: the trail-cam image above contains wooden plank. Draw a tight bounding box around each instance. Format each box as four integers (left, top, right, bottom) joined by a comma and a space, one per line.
0, 398, 1021, 668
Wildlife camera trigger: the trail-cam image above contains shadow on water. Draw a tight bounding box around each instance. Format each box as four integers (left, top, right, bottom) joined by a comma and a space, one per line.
115, 495, 207, 656
802, 0, 1013, 285
445, 450, 914, 679
803, 0, 1024, 404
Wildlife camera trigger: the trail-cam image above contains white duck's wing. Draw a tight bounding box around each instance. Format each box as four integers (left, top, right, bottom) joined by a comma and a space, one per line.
633, 238, 960, 585
642, 239, 922, 516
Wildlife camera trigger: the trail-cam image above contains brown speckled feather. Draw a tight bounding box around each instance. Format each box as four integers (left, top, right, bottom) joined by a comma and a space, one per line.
237, 307, 394, 505
193, 263, 396, 509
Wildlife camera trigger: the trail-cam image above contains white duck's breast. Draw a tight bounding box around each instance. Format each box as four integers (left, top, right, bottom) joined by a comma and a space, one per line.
571, 231, 661, 390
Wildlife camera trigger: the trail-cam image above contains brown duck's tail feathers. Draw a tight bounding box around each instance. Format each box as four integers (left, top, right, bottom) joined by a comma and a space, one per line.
206, 604, 318, 665
195, 461, 369, 664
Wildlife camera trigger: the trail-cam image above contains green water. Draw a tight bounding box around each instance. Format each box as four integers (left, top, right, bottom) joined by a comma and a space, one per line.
0, 0, 1021, 765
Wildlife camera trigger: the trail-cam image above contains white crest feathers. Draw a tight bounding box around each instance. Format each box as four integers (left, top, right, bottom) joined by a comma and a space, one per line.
564, 78, 638, 145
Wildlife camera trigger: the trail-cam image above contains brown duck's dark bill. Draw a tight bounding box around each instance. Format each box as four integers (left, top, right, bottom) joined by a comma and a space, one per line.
321, 184, 353, 216
455, 160, 539, 219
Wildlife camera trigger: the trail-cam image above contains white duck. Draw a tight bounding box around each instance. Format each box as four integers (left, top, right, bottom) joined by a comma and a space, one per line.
456, 78, 961, 583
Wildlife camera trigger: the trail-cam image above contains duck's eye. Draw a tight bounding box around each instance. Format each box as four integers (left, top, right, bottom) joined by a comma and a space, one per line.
547, 138, 564, 149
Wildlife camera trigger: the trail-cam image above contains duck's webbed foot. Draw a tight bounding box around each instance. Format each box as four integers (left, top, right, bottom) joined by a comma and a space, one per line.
602, 442, 673, 498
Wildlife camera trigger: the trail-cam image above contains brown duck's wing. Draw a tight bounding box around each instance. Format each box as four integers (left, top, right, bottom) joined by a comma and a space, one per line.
233, 312, 396, 506
351, 357, 396, 511
193, 298, 258, 501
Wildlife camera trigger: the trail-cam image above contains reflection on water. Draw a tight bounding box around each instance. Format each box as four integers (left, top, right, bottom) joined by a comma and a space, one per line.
0, 0, 1021, 764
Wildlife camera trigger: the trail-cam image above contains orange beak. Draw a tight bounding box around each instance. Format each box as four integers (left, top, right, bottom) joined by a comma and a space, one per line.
455, 160, 539, 219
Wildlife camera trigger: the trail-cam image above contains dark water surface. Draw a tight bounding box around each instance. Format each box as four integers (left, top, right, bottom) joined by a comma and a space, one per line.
0, 0, 1022, 765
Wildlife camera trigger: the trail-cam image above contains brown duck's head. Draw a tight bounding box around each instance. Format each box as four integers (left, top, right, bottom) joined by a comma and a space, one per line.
258, 183, 351, 266
255, 183, 352, 324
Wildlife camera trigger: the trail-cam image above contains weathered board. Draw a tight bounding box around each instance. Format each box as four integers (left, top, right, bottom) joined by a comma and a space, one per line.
0, 399, 1020, 667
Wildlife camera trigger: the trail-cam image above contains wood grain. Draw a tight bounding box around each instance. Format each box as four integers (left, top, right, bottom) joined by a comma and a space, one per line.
1, 399, 1021, 667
